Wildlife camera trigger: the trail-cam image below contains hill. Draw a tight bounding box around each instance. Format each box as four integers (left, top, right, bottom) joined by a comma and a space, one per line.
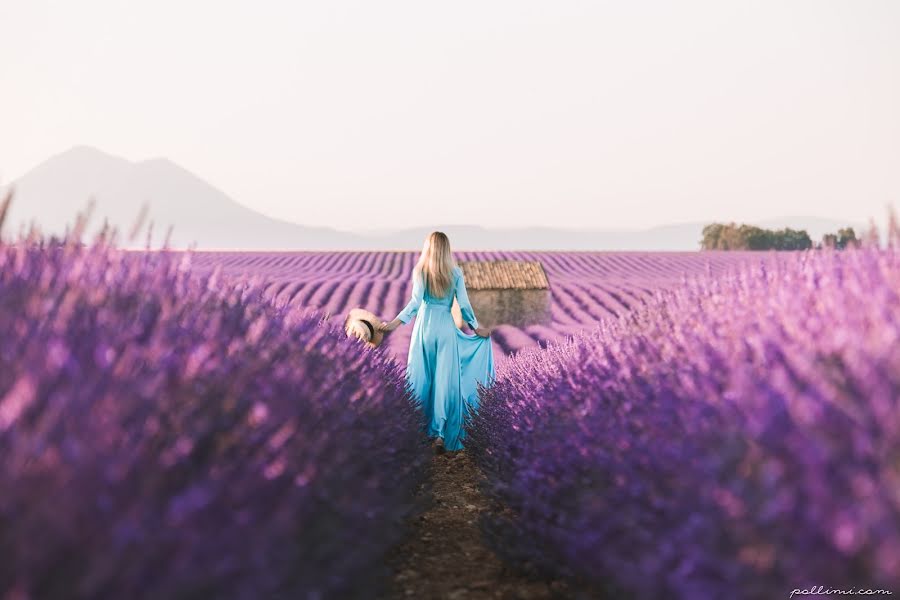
1, 147, 869, 250
0, 146, 357, 249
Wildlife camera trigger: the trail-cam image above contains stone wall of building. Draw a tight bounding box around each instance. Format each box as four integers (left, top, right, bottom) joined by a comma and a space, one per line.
452, 288, 551, 329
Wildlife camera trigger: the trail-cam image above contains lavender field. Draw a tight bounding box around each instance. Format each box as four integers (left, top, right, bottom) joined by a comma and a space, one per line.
189, 245, 899, 597
470, 245, 900, 597
2, 230, 898, 599
188, 250, 774, 361
0, 238, 429, 599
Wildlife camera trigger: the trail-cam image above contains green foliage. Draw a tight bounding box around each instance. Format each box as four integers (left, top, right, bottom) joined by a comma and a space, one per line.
822, 227, 859, 249
700, 222, 813, 250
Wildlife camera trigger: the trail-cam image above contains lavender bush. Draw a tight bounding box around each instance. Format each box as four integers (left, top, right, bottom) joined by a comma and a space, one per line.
0, 233, 428, 599
469, 243, 900, 598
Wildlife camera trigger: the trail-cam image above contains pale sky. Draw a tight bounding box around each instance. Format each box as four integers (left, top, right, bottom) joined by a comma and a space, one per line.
1, 0, 898, 231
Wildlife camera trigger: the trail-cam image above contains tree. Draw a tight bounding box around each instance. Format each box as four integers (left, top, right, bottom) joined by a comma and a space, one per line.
701, 222, 812, 251
700, 223, 727, 250
836, 227, 858, 249
775, 228, 813, 250
819, 227, 858, 250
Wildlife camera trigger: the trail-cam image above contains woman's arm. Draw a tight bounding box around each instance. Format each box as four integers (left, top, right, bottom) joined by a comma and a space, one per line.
455, 269, 491, 337
379, 318, 402, 332
382, 271, 424, 331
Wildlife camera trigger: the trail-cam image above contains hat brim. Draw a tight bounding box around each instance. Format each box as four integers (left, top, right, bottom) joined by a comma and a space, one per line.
346, 308, 385, 347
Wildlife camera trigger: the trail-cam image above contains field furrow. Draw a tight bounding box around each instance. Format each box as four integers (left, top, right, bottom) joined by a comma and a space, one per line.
189, 251, 768, 359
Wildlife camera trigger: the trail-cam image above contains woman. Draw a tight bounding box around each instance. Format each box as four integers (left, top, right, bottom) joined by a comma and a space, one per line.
380, 232, 494, 453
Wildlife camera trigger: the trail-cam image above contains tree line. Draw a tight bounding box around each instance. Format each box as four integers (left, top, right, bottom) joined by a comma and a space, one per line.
700, 223, 858, 251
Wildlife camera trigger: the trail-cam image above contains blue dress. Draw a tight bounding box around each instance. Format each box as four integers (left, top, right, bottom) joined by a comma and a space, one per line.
395, 265, 495, 451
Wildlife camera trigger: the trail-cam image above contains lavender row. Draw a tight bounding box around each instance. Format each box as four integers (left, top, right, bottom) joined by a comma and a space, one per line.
188, 251, 767, 358
190, 250, 762, 284
0, 238, 429, 599
468, 246, 900, 598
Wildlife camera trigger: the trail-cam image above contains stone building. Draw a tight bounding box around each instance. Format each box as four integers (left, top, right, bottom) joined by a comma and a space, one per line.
451, 260, 551, 329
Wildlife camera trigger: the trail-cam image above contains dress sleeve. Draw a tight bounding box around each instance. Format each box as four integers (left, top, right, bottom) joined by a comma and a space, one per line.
395, 271, 424, 324
454, 268, 479, 330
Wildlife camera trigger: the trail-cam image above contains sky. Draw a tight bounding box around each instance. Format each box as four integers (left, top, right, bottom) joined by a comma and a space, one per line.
1, 0, 898, 231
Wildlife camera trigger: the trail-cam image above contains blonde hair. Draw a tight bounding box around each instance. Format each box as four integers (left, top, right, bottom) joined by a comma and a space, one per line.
414, 231, 456, 298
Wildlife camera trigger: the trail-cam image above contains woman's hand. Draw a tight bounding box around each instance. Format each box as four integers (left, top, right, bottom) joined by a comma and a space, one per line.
474, 326, 491, 338
379, 319, 402, 333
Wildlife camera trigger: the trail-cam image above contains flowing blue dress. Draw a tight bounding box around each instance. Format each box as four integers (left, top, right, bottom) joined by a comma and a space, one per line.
395, 265, 495, 451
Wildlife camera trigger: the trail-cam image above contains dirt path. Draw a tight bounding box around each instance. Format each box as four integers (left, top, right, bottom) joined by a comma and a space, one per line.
385, 449, 572, 600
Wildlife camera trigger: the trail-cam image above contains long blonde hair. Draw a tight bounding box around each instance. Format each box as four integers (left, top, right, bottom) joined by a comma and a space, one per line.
414, 231, 456, 298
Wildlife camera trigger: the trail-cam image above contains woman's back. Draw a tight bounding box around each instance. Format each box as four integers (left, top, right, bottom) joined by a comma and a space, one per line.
380, 232, 493, 452
421, 266, 461, 307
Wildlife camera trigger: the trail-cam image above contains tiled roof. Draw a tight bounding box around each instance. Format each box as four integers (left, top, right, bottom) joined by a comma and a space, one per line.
459, 260, 549, 290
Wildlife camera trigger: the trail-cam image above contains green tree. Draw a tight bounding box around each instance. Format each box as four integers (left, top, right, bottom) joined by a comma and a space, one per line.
700, 223, 725, 250
701, 222, 812, 250
819, 227, 858, 250
836, 227, 858, 249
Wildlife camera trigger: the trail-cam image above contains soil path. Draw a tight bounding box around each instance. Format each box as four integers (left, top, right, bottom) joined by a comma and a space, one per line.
385, 449, 571, 600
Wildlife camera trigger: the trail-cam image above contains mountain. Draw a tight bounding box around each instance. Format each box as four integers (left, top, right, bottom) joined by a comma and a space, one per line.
355, 216, 872, 251
0, 147, 872, 250
0, 146, 359, 249
356, 223, 709, 251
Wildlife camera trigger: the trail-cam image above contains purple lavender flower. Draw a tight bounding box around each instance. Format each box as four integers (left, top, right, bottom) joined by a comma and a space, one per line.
469, 244, 900, 598
0, 237, 429, 599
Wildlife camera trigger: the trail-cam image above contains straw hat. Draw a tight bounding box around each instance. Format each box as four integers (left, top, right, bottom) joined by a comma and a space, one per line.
344, 307, 385, 348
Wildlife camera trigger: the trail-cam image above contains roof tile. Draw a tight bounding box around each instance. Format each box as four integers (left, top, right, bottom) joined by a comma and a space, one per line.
459, 261, 550, 290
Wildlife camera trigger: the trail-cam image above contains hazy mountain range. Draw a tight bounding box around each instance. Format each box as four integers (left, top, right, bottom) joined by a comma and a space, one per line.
0, 146, 869, 251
